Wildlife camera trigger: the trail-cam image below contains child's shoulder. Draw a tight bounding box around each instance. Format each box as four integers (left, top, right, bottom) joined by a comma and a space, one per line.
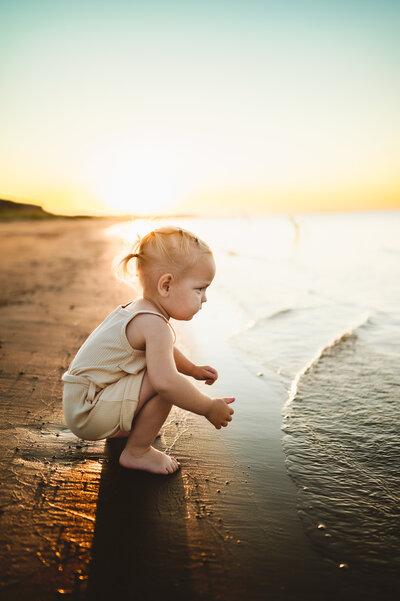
124, 299, 175, 346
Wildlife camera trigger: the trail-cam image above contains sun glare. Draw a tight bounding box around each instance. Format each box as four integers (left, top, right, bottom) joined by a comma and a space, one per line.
88, 139, 185, 215
0, 3, 398, 216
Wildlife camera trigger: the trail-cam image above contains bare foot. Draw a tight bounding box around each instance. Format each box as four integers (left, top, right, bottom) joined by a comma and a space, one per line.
119, 446, 180, 475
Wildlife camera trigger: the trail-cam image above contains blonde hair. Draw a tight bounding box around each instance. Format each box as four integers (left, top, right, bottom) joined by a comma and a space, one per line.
117, 226, 213, 287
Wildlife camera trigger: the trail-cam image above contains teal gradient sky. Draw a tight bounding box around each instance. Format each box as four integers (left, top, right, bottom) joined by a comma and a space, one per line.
0, 0, 399, 215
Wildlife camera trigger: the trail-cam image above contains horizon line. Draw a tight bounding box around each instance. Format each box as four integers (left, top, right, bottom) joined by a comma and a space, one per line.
2, 195, 399, 220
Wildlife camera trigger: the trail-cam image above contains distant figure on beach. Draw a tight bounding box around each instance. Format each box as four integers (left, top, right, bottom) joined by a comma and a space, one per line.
61, 226, 234, 474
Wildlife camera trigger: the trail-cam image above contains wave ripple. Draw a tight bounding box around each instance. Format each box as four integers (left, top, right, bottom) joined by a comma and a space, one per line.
282, 317, 400, 572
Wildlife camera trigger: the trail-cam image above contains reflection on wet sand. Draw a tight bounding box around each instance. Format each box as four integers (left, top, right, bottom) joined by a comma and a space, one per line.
88, 436, 192, 599
87, 408, 266, 601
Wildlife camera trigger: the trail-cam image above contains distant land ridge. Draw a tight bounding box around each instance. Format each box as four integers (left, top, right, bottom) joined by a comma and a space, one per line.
0, 199, 93, 221
0, 198, 59, 221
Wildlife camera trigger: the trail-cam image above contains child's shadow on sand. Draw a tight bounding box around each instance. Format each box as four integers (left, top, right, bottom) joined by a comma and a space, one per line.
87, 438, 193, 600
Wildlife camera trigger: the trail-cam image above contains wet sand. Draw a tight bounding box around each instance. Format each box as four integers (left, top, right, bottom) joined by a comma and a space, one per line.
0, 219, 398, 601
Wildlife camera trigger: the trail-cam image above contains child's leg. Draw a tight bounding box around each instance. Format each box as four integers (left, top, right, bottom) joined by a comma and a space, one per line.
108, 375, 162, 440
119, 373, 180, 474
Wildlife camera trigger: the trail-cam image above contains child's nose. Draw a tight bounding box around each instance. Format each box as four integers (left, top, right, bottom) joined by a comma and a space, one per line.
202, 292, 207, 303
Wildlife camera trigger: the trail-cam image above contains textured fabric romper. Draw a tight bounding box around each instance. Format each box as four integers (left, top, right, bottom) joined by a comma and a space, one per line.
61, 305, 174, 440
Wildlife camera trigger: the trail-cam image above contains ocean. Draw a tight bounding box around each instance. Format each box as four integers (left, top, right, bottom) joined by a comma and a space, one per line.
107, 210, 400, 577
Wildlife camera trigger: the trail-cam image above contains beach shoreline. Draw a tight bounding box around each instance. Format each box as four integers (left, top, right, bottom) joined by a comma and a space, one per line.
0, 218, 398, 601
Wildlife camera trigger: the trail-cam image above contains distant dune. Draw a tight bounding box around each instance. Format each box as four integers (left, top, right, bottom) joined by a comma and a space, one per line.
0, 199, 95, 221
0, 199, 61, 221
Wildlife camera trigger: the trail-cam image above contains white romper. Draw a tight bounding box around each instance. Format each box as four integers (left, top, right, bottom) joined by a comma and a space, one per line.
61, 305, 174, 440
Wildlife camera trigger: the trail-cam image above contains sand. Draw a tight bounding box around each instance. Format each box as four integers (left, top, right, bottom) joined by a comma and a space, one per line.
0, 218, 397, 601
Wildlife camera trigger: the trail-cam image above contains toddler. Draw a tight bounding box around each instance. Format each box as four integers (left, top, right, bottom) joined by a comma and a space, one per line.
61, 226, 235, 475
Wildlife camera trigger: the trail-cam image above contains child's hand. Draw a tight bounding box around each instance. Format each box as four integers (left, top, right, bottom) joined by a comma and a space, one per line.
192, 365, 218, 385
205, 398, 235, 429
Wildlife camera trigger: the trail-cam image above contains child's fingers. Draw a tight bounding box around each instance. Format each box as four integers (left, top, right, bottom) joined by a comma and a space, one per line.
204, 366, 218, 379
224, 397, 235, 404
206, 373, 217, 381
200, 368, 217, 384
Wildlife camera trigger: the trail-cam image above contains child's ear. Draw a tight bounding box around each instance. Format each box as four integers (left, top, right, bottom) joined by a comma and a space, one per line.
158, 273, 173, 297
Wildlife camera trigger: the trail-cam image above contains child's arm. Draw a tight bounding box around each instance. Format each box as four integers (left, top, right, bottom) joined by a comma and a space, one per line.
133, 315, 234, 429
173, 347, 218, 385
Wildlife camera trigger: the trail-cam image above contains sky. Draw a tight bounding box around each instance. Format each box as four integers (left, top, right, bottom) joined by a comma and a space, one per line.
0, 0, 399, 216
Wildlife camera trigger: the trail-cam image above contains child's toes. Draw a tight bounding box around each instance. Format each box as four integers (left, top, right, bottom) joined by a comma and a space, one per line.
167, 461, 177, 474
170, 457, 180, 470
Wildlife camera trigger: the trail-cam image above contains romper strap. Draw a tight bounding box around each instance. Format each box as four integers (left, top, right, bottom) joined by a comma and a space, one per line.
61, 372, 90, 386
61, 372, 102, 403
87, 380, 97, 403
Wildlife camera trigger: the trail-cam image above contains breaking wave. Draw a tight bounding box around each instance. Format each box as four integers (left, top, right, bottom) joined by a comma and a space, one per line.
282, 311, 400, 572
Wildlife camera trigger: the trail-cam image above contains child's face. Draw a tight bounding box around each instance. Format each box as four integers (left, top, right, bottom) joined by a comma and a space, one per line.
166, 255, 216, 321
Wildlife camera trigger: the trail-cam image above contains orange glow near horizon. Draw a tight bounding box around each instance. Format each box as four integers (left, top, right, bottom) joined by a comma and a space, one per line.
1, 2, 399, 216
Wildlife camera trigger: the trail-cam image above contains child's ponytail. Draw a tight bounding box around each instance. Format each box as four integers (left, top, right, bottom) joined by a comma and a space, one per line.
114, 236, 141, 282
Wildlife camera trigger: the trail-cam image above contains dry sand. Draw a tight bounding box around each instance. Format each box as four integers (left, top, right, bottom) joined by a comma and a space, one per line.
0, 219, 397, 601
